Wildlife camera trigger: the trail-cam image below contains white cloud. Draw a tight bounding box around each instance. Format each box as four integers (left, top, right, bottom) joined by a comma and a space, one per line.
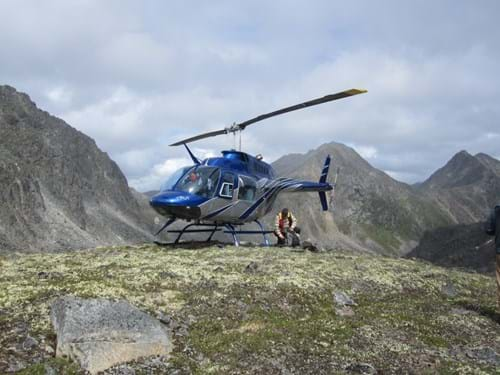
45, 86, 73, 106
130, 157, 191, 192
347, 144, 378, 160
62, 87, 153, 152
128, 148, 217, 191
1, 1, 500, 190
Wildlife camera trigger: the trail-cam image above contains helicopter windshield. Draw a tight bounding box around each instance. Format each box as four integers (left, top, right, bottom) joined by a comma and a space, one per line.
174, 166, 221, 198
160, 166, 193, 192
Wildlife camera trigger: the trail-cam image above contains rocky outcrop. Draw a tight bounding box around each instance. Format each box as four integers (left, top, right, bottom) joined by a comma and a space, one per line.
50, 296, 172, 374
0, 85, 157, 252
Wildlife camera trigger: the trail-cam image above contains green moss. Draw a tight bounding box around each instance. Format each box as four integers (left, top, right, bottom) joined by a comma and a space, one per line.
0, 245, 497, 374
361, 223, 401, 254
18, 358, 80, 375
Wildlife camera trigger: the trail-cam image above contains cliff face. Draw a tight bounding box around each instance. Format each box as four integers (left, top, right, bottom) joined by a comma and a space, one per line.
0, 85, 155, 252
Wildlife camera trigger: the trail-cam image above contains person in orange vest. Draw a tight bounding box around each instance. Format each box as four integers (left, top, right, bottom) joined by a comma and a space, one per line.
274, 208, 300, 246
485, 204, 500, 310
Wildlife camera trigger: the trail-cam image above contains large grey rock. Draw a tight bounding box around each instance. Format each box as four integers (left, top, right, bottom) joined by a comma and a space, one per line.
51, 296, 172, 374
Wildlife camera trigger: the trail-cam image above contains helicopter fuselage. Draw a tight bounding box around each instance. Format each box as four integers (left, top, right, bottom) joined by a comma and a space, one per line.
149, 149, 331, 225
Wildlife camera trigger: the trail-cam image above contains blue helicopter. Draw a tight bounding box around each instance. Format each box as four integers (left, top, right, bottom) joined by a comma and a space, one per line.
150, 88, 366, 246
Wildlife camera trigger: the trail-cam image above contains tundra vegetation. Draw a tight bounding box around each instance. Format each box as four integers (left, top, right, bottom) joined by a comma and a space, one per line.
0, 245, 498, 374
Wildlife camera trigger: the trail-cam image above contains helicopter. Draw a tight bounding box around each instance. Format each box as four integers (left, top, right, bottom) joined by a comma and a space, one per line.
150, 88, 367, 246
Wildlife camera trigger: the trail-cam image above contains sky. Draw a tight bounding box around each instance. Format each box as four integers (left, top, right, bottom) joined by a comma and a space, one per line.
1, 1, 499, 191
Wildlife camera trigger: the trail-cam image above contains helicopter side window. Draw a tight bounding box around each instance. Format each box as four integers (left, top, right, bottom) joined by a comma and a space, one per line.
219, 172, 234, 199
238, 175, 257, 201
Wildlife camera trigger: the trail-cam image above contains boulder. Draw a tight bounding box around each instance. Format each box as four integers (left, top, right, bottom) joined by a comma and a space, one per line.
51, 296, 172, 374
333, 292, 356, 307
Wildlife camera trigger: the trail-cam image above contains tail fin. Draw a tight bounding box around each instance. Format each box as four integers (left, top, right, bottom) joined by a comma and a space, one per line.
318, 155, 331, 211
319, 155, 331, 183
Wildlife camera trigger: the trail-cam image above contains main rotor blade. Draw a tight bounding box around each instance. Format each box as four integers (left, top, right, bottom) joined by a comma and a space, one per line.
236, 88, 367, 130
169, 88, 367, 146
169, 129, 228, 146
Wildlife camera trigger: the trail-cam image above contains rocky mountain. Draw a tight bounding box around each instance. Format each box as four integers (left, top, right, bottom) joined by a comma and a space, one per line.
417, 150, 500, 223
406, 222, 495, 274
268, 142, 452, 255
0, 85, 156, 252
269, 144, 500, 268
2, 85, 498, 263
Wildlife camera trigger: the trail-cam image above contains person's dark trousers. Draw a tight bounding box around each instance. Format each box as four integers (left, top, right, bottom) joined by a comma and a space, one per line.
274, 232, 286, 246
497, 254, 500, 309
489, 206, 500, 309
495, 207, 500, 309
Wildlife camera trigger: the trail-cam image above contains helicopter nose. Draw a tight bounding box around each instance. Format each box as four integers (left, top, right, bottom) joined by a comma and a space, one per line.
149, 191, 206, 219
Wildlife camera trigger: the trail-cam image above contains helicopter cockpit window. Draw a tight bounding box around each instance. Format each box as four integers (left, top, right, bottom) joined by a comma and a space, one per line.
238, 175, 257, 201
160, 166, 193, 192
174, 166, 221, 198
219, 172, 234, 199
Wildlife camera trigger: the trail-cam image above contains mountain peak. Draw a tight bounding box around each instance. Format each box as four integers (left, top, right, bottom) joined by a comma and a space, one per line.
450, 149, 474, 162
0, 84, 38, 110
421, 150, 487, 190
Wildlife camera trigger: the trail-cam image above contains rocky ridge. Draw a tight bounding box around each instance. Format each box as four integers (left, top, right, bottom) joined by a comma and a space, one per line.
0, 85, 156, 252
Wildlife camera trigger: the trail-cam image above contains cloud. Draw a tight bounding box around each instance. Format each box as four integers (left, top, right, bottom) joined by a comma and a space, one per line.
349, 145, 378, 160
129, 148, 217, 191
130, 157, 191, 192
1, 1, 499, 189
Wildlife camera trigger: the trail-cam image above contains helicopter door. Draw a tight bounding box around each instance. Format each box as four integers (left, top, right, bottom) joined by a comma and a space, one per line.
237, 176, 257, 202
221, 175, 256, 221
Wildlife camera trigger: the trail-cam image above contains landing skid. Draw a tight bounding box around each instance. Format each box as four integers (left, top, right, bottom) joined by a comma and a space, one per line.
153, 218, 273, 247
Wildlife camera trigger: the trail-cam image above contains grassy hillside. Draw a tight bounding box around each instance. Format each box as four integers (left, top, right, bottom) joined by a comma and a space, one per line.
0, 245, 499, 374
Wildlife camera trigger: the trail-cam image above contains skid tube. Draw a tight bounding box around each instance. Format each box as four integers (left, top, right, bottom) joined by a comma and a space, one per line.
154, 218, 274, 247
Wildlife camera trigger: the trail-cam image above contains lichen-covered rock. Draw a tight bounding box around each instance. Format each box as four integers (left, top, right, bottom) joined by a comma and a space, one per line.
50, 296, 172, 374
